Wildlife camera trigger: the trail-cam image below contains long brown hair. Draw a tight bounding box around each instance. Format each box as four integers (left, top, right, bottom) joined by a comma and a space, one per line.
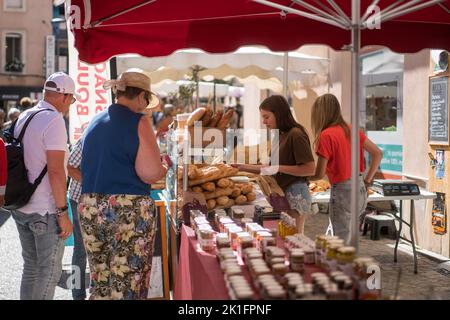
259, 95, 305, 133
311, 93, 350, 147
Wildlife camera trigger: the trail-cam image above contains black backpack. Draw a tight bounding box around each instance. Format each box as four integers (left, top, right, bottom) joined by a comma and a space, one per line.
3, 109, 52, 210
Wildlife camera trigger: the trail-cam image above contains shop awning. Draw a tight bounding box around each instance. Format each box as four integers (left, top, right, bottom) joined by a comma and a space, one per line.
69, 0, 450, 65
0, 86, 43, 101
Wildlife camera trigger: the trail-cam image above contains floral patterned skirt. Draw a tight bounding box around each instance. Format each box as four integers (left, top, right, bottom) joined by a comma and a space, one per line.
78, 193, 157, 300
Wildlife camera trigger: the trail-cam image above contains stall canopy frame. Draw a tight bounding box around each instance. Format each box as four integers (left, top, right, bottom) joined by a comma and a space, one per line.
68, 0, 450, 251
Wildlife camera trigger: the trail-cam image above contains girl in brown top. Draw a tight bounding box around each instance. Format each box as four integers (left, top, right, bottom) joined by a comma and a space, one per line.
234, 95, 315, 233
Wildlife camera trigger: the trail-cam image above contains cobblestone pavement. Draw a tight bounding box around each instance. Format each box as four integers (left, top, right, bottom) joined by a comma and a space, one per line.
1, 209, 450, 300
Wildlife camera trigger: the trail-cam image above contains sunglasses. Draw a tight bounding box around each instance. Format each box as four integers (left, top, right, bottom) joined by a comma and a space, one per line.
143, 92, 150, 105
64, 94, 77, 104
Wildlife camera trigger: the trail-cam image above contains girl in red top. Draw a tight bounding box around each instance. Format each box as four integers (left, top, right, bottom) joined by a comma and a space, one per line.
310, 94, 382, 244
0, 138, 7, 207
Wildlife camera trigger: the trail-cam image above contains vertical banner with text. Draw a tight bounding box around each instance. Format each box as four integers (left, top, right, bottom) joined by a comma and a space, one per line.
67, 4, 111, 145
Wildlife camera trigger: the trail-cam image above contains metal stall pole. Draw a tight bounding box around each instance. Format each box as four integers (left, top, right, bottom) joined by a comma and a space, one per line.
350, 0, 361, 251
283, 52, 289, 99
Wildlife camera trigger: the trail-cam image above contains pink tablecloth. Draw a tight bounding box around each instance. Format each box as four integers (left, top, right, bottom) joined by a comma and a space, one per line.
173, 220, 323, 300
173, 224, 228, 300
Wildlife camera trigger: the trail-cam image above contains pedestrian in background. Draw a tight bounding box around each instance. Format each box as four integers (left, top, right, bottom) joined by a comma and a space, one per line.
67, 138, 88, 300
11, 72, 75, 299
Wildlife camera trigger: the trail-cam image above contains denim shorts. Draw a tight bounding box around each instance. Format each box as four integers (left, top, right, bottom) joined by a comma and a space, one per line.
285, 181, 312, 215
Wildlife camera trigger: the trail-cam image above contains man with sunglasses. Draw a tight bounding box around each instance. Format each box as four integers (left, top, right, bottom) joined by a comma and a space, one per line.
11, 72, 77, 299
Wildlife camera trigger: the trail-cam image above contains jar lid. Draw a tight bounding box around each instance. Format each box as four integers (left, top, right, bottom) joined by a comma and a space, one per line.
337, 246, 356, 254
235, 290, 254, 300
198, 229, 214, 239
267, 289, 286, 299
285, 272, 302, 279
272, 263, 287, 272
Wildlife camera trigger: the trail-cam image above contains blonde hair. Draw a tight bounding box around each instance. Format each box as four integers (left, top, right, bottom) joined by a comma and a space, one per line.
311, 93, 350, 147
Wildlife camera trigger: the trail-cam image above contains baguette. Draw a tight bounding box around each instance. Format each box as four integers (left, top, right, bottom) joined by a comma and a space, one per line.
188, 166, 239, 186
216, 196, 230, 206
201, 109, 213, 127
257, 176, 271, 197
187, 107, 206, 126
201, 182, 215, 192
208, 110, 223, 128
204, 187, 233, 200
216, 109, 235, 130
217, 178, 231, 188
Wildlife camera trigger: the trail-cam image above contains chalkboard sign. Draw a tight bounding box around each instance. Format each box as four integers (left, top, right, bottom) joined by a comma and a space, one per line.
429, 76, 449, 145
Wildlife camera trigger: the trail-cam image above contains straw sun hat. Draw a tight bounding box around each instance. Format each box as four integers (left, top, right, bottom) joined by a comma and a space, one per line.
103, 68, 160, 110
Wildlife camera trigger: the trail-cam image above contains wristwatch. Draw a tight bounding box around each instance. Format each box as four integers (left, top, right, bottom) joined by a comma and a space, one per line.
55, 205, 68, 217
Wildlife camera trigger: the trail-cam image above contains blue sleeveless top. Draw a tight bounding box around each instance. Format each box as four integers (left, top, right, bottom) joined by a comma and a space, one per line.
81, 104, 149, 195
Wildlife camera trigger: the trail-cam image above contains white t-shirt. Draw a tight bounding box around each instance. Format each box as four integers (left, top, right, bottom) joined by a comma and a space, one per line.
14, 101, 68, 215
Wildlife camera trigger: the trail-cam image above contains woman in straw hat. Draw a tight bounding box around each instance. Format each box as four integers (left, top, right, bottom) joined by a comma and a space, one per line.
79, 69, 169, 300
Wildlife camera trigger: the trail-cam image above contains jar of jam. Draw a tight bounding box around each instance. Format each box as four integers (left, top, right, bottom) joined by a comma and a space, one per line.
336, 246, 356, 276
324, 243, 343, 272
303, 248, 315, 265
234, 288, 255, 300
261, 237, 277, 255
269, 257, 286, 267
289, 249, 305, 273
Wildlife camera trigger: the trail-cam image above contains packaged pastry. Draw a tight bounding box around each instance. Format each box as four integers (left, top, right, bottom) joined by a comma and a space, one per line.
219, 217, 234, 232
237, 235, 254, 257
231, 208, 245, 221
216, 233, 231, 249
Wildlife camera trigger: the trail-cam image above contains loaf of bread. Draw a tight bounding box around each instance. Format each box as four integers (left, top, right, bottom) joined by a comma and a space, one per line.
216, 109, 234, 130
188, 165, 239, 186
192, 186, 203, 194
204, 187, 233, 200
188, 165, 203, 180
217, 178, 231, 188
216, 196, 230, 206
231, 187, 241, 198
235, 195, 247, 205
207, 199, 216, 210
201, 109, 213, 127
208, 110, 223, 128
246, 192, 256, 202
187, 107, 206, 126
241, 184, 253, 195
201, 182, 216, 192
